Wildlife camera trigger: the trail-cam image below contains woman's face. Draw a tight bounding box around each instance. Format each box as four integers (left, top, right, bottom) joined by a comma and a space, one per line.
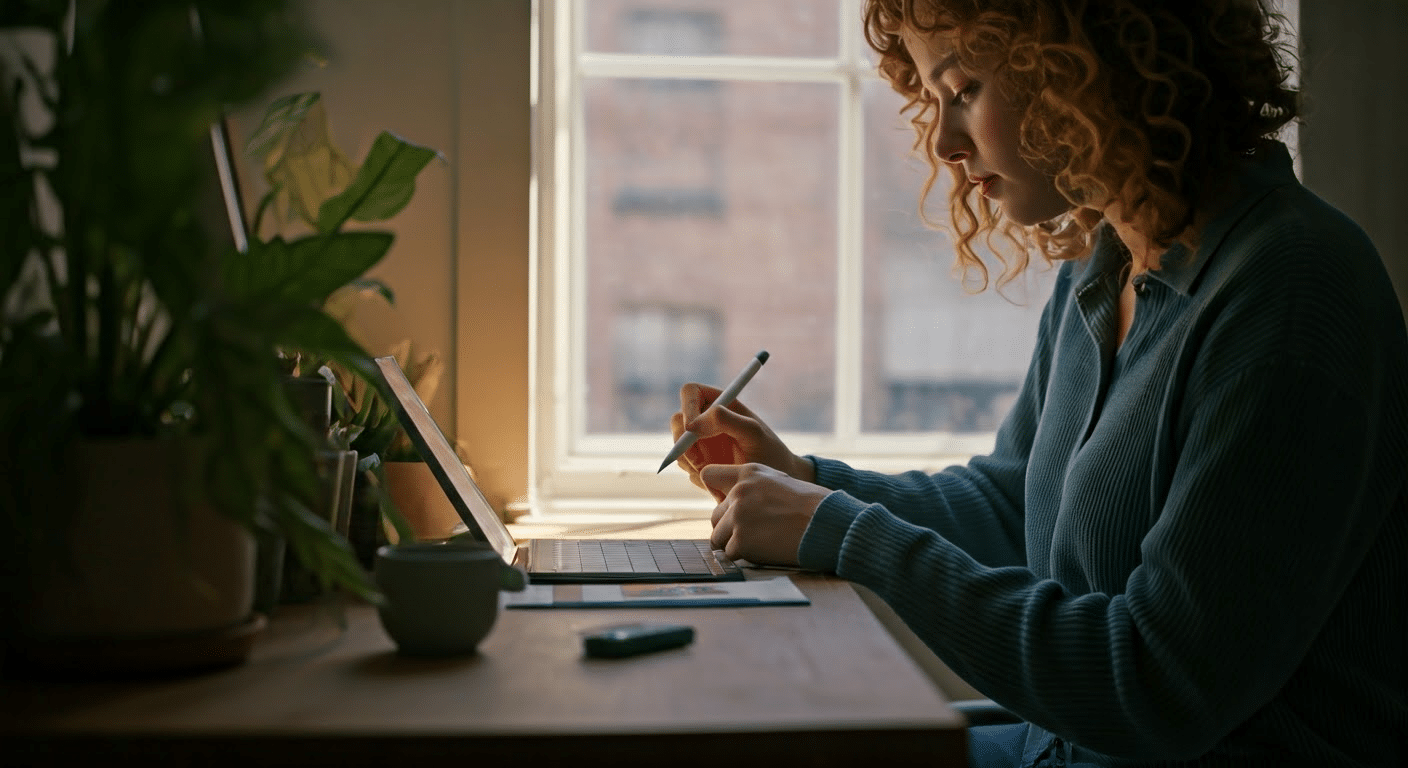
901, 27, 1071, 226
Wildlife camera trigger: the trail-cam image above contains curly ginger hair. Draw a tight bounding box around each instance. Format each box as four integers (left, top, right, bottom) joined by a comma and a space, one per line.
864, 0, 1299, 288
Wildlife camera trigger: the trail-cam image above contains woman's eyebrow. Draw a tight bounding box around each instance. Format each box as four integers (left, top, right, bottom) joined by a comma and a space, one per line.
927, 52, 960, 86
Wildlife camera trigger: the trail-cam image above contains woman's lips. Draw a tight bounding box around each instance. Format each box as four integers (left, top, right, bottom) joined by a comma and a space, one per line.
971, 175, 998, 197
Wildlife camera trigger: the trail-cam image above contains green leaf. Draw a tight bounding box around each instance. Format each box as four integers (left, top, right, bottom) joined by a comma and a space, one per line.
0, 1, 70, 26
274, 492, 377, 600
1, 98, 33, 297
244, 91, 322, 161
256, 95, 356, 231
344, 277, 395, 305
316, 131, 439, 232
273, 304, 372, 362
225, 232, 393, 305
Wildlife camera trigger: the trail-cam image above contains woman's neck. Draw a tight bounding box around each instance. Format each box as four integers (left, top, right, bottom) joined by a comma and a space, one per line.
1102, 205, 1161, 276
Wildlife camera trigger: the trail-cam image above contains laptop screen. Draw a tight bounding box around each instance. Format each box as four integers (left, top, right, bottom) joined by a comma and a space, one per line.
372, 356, 518, 562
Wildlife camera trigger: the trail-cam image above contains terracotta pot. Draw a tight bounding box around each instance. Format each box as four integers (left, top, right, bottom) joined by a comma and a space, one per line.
383, 461, 466, 542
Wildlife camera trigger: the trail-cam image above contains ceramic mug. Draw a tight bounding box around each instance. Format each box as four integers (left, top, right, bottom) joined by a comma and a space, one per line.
374, 541, 526, 656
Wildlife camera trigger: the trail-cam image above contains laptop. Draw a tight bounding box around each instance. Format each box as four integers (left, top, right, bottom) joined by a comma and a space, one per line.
371, 356, 744, 584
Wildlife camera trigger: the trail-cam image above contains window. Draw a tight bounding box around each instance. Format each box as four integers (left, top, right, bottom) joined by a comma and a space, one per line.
620, 9, 723, 56
610, 306, 722, 432
530, 0, 1298, 517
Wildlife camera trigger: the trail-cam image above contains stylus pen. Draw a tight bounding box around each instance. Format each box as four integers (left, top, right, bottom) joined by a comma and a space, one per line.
657, 350, 770, 473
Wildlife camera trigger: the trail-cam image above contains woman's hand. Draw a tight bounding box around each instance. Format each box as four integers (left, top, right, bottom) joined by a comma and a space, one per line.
703, 463, 829, 567
669, 382, 814, 499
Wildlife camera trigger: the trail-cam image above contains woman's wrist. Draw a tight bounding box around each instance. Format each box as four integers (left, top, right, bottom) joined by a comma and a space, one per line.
792, 453, 817, 484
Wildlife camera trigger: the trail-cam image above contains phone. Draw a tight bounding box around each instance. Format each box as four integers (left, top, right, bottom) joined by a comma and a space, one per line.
582, 622, 695, 658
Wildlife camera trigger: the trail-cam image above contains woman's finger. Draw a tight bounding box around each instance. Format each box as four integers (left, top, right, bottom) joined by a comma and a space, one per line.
709, 498, 734, 550
679, 382, 722, 422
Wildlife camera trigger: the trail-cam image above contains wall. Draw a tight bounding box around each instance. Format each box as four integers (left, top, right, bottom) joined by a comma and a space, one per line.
1300, 0, 1408, 319
451, 2, 532, 515
228, 0, 531, 514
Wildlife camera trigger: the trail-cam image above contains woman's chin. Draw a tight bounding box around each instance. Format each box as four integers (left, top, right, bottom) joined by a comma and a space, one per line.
1002, 200, 1076, 228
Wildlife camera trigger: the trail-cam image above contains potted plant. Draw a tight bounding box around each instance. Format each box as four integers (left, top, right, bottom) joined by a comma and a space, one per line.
0, 1, 435, 675
328, 337, 467, 546
243, 92, 450, 565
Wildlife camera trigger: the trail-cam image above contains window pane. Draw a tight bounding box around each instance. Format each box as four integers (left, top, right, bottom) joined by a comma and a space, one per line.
860, 79, 1057, 433
583, 77, 839, 434
611, 306, 723, 432
584, 0, 840, 58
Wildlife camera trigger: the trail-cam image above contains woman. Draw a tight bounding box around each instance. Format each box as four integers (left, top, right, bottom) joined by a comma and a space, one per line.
669, 1, 1408, 765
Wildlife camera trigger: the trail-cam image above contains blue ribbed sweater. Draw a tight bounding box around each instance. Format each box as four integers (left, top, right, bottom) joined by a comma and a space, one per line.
798, 142, 1408, 766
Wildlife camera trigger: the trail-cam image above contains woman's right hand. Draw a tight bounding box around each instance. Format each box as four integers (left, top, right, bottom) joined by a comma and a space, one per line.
669, 382, 814, 500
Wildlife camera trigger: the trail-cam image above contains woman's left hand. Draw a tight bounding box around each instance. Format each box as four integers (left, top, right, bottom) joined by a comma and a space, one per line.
702, 463, 831, 567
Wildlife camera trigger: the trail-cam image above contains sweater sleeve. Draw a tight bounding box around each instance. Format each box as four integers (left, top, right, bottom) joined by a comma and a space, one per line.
804, 426, 1031, 568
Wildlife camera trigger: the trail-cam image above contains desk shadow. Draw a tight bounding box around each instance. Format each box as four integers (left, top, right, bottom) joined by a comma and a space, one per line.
352, 650, 485, 677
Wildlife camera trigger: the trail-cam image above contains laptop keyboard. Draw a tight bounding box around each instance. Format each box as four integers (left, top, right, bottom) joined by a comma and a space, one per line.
546, 539, 739, 577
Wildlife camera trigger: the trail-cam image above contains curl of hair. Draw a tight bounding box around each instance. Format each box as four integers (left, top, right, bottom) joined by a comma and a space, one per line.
864, 0, 1299, 289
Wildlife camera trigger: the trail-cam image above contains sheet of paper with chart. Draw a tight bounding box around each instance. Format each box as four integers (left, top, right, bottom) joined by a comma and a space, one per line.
502, 575, 810, 609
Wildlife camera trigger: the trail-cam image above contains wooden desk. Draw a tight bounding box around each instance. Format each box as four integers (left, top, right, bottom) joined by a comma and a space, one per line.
2, 521, 967, 766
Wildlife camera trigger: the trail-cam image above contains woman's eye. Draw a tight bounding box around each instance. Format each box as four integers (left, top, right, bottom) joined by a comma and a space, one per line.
951, 81, 980, 106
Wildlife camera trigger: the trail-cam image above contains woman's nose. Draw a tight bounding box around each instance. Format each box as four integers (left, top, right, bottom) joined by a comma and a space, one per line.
936, 135, 970, 164
934, 115, 972, 164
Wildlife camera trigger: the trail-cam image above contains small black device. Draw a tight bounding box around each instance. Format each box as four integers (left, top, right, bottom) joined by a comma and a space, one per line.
582, 623, 695, 658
